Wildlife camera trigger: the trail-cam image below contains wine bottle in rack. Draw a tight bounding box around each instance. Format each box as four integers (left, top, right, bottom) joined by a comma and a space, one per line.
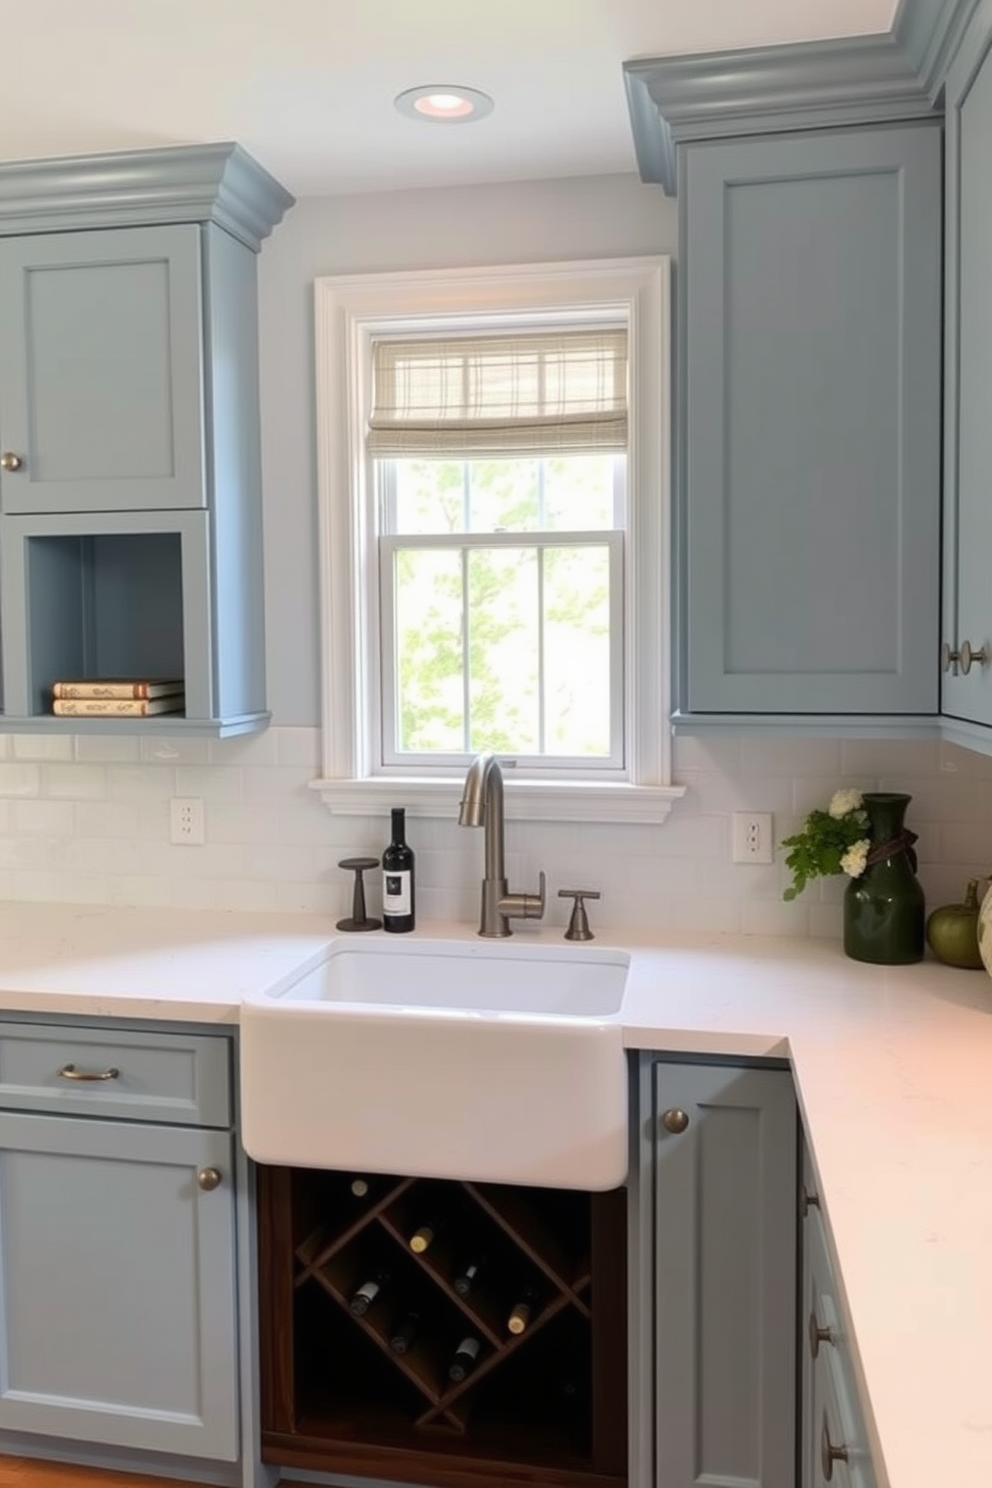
349, 1269, 390, 1316
389, 1311, 421, 1355
447, 1334, 482, 1382
349, 1176, 372, 1199
409, 1214, 446, 1254
453, 1253, 487, 1298
506, 1284, 540, 1335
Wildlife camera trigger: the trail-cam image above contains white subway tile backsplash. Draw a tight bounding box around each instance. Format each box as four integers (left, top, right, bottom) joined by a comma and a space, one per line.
0, 764, 41, 798
13, 800, 75, 836
0, 725, 986, 938
140, 737, 211, 766
13, 735, 74, 762
76, 735, 142, 764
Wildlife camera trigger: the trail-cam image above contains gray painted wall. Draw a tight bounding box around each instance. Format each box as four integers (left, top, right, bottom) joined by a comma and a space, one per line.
255, 171, 676, 724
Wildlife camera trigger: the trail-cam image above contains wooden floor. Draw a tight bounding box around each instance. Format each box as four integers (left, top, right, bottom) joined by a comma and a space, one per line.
0, 1461, 193, 1487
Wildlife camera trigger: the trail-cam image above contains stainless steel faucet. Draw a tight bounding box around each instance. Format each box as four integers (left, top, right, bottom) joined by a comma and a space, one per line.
458, 753, 546, 938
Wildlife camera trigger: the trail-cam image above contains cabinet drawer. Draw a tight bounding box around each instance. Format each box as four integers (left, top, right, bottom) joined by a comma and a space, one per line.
0, 1023, 231, 1127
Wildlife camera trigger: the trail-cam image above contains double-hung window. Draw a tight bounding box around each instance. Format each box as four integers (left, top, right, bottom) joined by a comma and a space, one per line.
313, 258, 680, 823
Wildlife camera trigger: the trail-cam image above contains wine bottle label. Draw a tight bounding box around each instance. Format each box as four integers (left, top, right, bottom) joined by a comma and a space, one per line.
448, 1335, 482, 1380
383, 870, 412, 914
350, 1277, 384, 1313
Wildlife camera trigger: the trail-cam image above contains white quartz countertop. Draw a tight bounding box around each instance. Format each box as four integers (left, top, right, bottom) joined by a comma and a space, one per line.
0, 902, 986, 1488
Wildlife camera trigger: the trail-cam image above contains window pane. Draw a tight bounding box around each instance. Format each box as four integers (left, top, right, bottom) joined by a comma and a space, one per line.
544, 546, 612, 756
393, 549, 465, 751
543, 455, 617, 530
393, 460, 467, 534
388, 455, 618, 535
467, 547, 539, 753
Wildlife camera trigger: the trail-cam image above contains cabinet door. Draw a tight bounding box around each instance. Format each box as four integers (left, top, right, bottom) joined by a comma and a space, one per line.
0, 225, 206, 514
652, 1061, 796, 1488
943, 28, 992, 729
681, 124, 941, 715
0, 1112, 238, 1460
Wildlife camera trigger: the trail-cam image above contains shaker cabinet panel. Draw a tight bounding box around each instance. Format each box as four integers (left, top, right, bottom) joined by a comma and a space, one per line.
942, 25, 992, 731
680, 124, 942, 717
0, 225, 206, 514
647, 1058, 797, 1488
0, 1111, 238, 1460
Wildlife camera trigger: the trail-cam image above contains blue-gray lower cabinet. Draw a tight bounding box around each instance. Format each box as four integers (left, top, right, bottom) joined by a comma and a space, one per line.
0, 1017, 240, 1463
800, 1141, 877, 1488
678, 122, 942, 720
633, 1056, 797, 1488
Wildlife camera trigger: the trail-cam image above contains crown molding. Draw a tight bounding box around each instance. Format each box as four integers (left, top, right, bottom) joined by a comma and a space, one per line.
0, 142, 295, 251
893, 0, 982, 97
624, 5, 961, 195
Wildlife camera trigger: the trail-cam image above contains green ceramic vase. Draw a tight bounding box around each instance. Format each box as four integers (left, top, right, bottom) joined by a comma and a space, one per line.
843, 793, 925, 965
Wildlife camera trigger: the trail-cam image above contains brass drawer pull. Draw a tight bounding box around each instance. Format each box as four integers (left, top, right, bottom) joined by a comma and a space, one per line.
0, 452, 23, 472
57, 1062, 121, 1082
820, 1413, 849, 1481
197, 1167, 222, 1191
809, 1309, 834, 1358
661, 1107, 689, 1134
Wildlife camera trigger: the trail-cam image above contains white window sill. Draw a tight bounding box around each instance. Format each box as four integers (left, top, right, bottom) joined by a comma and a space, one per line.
310, 777, 686, 824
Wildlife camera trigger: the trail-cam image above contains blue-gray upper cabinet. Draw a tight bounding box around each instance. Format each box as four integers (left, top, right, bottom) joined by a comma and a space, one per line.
680, 123, 942, 718
941, 11, 992, 738
632, 1057, 797, 1488
0, 225, 207, 514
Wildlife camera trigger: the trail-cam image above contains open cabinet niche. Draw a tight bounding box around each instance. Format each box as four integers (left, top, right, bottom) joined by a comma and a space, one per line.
257, 1165, 628, 1488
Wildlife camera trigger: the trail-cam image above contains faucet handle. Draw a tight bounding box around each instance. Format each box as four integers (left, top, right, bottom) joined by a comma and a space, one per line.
498, 869, 546, 926
558, 888, 600, 942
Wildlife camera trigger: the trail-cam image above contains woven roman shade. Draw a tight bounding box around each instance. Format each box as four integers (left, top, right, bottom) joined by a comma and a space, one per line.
367, 329, 628, 457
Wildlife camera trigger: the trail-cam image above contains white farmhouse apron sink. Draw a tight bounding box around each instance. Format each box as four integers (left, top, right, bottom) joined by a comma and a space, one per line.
239, 936, 630, 1190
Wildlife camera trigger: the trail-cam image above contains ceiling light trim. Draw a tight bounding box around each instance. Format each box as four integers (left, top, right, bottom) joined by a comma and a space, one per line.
394, 85, 494, 124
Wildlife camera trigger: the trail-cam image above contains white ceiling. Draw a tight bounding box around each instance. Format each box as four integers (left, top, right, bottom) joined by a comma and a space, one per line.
3, 0, 898, 198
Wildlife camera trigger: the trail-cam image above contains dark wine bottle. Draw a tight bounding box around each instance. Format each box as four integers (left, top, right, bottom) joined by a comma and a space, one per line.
382, 807, 415, 933
506, 1284, 540, 1335
389, 1311, 420, 1355
349, 1176, 371, 1199
453, 1254, 487, 1298
349, 1269, 389, 1316
409, 1214, 446, 1254
447, 1334, 482, 1381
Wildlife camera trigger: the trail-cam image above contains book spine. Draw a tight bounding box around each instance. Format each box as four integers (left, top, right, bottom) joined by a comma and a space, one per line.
52, 682, 181, 700
52, 699, 180, 716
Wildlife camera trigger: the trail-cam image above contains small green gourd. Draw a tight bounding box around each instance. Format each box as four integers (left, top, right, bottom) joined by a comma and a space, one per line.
925, 878, 984, 969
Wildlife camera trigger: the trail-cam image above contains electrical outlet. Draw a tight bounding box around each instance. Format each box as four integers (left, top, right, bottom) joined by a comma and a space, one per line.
731, 812, 773, 864
170, 797, 205, 846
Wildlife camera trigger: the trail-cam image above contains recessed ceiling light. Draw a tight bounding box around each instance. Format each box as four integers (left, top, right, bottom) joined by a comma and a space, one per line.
394, 85, 494, 124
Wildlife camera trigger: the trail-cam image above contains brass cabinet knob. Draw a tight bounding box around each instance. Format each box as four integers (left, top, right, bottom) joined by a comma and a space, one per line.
959, 639, 989, 675
661, 1107, 690, 1134
197, 1167, 222, 1191
942, 639, 989, 675
0, 452, 23, 472
808, 1309, 834, 1358
820, 1414, 849, 1481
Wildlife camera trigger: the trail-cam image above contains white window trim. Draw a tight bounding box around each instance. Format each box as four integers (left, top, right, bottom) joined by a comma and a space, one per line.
310, 257, 684, 824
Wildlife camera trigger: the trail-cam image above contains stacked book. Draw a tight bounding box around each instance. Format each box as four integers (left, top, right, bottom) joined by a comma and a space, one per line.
50, 678, 185, 717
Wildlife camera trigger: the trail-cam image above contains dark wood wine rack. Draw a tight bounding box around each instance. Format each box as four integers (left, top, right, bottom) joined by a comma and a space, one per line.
257, 1165, 627, 1488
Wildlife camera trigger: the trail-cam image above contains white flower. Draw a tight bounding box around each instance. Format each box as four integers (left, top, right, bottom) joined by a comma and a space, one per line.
840, 839, 870, 878
828, 789, 863, 819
